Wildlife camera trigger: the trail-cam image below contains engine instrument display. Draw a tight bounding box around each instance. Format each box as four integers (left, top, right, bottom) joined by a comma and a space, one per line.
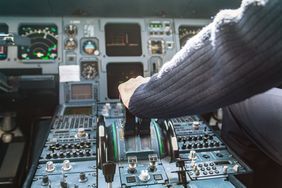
70, 83, 93, 100
64, 106, 92, 115
107, 63, 143, 99
105, 23, 142, 56
179, 25, 202, 47
0, 23, 8, 60
18, 24, 58, 60
80, 61, 99, 80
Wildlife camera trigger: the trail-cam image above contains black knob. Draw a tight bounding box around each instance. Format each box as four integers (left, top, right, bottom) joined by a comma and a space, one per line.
46, 153, 52, 159
181, 144, 186, 150
52, 153, 58, 159
86, 142, 91, 146
79, 150, 84, 157
73, 152, 78, 157
187, 144, 192, 149
209, 142, 214, 147
59, 152, 65, 158
85, 150, 91, 156
80, 142, 86, 147
75, 143, 81, 149
55, 143, 60, 148
66, 152, 71, 158
60, 180, 68, 188
42, 175, 49, 186
79, 172, 88, 183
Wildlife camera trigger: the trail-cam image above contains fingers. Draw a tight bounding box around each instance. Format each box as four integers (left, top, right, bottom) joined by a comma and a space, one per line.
118, 75, 150, 109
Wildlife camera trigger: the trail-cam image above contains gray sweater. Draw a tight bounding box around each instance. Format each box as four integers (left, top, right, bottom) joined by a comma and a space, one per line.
129, 0, 282, 118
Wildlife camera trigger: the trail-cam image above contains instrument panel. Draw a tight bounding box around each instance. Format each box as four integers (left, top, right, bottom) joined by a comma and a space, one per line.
0, 17, 253, 188
0, 18, 209, 103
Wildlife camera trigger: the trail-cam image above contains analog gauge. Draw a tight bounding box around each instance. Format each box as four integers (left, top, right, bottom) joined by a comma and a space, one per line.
82, 40, 97, 55
80, 61, 98, 80
18, 24, 58, 60
64, 38, 77, 50
65, 24, 77, 36
179, 25, 202, 47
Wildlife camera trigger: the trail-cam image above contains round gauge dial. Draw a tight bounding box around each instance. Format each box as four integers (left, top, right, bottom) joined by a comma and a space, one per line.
81, 61, 98, 80
82, 40, 97, 55
18, 24, 58, 60
64, 38, 77, 50
65, 24, 77, 36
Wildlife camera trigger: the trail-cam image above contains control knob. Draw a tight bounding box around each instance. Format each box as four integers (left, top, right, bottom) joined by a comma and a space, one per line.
41, 175, 49, 186
79, 172, 88, 183
62, 160, 72, 171
46, 161, 55, 172
65, 24, 78, 36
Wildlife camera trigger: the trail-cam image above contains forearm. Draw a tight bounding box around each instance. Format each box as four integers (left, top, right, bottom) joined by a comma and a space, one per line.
129, 0, 282, 118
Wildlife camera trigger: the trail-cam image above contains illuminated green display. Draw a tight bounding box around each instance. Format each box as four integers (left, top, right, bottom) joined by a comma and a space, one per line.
149, 22, 163, 29
18, 24, 58, 61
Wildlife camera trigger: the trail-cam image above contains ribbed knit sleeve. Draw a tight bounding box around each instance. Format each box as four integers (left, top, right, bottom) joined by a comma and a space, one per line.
128, 0, 282, 118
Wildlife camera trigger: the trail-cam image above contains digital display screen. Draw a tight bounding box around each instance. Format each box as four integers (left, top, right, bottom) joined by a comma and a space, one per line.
179, 25, 202, 47
18, 24, 58, 60
70, 83, 93, 100
107, 63, 143, 99
0, 23, 8, 60
214, 161, 231, 165
105, 23, 142, 56
64, 106, 92, 115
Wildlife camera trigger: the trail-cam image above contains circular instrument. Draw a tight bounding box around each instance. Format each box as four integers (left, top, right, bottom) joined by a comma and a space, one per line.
18, 24, 58, 60
82, 40, 97, 55
64, 38, 77, 50
65, 24, 78, 36
80, 61, 98, 80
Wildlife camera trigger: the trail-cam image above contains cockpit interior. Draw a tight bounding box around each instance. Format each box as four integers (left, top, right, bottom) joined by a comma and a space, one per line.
1, 0, 281, 188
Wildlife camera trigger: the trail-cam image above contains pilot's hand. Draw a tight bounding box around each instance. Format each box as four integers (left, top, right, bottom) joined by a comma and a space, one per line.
118, 76, 150, 109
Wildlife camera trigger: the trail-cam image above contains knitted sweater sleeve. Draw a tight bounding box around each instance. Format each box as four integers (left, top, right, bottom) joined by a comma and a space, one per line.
128, 0, 282, 118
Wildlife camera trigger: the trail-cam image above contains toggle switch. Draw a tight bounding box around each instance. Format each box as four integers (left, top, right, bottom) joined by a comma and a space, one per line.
128, 156, 137, 174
